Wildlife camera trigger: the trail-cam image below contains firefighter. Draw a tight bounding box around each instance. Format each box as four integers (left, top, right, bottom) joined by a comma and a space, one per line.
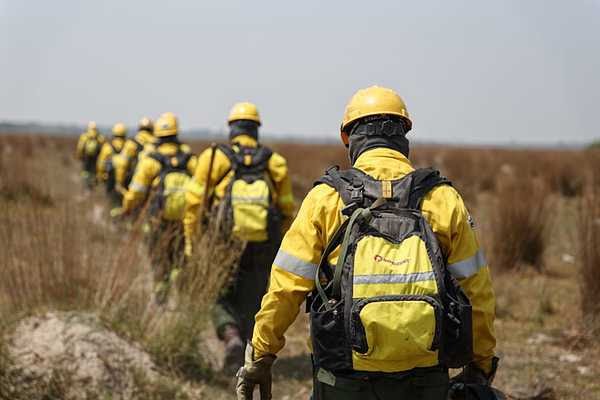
75, 121, 105, 189
184, 102, 295, 374
119, 112, 196, 303
113, 117, 156, 194
97, 122, 127, 207
236, 87, 498, 400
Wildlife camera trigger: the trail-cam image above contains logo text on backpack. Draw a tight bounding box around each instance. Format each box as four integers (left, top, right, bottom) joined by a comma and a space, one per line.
373, 255, 409, 266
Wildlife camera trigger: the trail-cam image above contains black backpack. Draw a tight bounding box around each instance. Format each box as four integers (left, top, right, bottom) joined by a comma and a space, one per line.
309, 166, 473, 373
147, 149, 193, 221
215, 144, 280, 242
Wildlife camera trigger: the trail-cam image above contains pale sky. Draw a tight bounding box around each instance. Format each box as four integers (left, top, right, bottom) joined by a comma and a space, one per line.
1, 0, 599, 144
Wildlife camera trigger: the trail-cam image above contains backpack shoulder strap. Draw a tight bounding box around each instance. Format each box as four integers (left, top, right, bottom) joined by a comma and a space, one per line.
252, 145, 273, 171
132, 138, 144, 153
109, 141, 118, 154
147, 151, 165, 165
407, 168, 452, 210
216, 143, 238, 167
315, 166, 383, 209
175, 149, 193, 173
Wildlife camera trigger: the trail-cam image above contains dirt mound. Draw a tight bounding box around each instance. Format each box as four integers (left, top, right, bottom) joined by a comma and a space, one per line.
5, 312, 159, 399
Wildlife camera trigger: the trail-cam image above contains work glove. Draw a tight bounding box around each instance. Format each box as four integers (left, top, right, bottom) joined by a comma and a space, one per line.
451, 357, 499, 386
449, 358, 500, 400
236, 343, 276, 400
110, 207, 124, 218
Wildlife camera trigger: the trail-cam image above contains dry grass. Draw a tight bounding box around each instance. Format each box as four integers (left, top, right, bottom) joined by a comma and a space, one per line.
487, 174, 551, 271
578, 177, 600, 336
0, 134, 244, 397
1, 134, 600, 399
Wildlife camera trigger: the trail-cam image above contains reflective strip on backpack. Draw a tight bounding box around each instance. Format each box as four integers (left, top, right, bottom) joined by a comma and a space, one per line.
353, 271, 435, 285
447, 249, 486, 279
232, 195, 270, 203
163, 188, 187, 195
129, 182, 148, 193
274, 250, 317, 280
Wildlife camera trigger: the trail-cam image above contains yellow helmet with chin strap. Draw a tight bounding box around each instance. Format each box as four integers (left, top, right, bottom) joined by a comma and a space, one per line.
154, 112, 179, 137
112, 122, 127, 137
138, 117, 154, 134
340, 86, 412, 145
228, 102, 261, 125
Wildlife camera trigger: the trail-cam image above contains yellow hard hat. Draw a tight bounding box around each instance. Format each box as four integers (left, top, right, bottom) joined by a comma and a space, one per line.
228, 102, 261, 125
138, 117, 154, 133
87, 121, 97, 131
112, 122, 127, 137
154, 112, 178, 137
340, 86, 412, 145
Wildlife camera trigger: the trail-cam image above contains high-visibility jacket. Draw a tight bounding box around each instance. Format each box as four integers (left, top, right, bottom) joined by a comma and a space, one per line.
183, 135, 295, 252
252, 147, 497, 374
96, 137, 125, 181
113, 130, 156, 188
122, 141, 196, 214
76, 131, 105, 160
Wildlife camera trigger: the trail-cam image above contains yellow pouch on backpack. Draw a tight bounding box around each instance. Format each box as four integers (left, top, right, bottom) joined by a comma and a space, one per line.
85, 139, 99, 156
231, 179, 270, 242
162, 172, 190, 221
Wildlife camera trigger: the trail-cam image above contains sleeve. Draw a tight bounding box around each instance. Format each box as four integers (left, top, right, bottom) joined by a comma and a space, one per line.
114, 141, 134, 187
421, 185, 497, 374
122, 158, 158, 212
252, 185, 341, 358
96, 144, 110, 180
75, 134, 86, 159
268, 152, 296, 230
183, 148, 230, 251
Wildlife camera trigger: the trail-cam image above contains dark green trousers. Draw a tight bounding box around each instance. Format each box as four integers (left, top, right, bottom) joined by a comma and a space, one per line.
148, 219, 185, 283
212, 239, 280, 341
312, 367, 449, 400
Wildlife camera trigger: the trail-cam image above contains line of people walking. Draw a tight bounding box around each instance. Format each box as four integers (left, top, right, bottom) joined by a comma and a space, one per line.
75, 87, 500, 400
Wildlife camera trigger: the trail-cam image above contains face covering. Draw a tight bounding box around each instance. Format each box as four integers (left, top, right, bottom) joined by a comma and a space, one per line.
229, 120, 259, 141
156, 135, 180, 145
347, 116, 410, 165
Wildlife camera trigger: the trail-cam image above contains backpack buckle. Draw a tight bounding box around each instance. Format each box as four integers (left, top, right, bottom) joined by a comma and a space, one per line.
350, 180, 364, 203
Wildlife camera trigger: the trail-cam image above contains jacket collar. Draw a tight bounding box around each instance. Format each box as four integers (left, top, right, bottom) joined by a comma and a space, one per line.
353, 148, 414, 180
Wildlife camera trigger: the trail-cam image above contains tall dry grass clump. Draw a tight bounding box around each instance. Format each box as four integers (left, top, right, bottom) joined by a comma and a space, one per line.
0, 134, 245, 393
488, 174, 551, 271
579, 178, 600, 336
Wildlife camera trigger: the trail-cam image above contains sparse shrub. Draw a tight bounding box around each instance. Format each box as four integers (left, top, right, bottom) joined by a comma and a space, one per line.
579, 181, 600, 336
489, 174, 550, 271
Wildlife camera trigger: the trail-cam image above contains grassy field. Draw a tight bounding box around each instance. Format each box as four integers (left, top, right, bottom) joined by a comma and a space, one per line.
1, 133, 599, 399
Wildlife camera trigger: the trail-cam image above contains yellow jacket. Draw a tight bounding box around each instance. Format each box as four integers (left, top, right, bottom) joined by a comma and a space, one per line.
183, 135, 295, 252
122, 141, 196, 214
76, 131, 105, 160
96, 137, 125, 181
252, 148, 496, 374
113, 130, 156, 188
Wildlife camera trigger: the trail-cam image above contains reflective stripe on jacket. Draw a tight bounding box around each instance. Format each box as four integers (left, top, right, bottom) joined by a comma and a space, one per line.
252, 147, 496, 374
183, 135, 296, 247
122, 142, 196, 213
